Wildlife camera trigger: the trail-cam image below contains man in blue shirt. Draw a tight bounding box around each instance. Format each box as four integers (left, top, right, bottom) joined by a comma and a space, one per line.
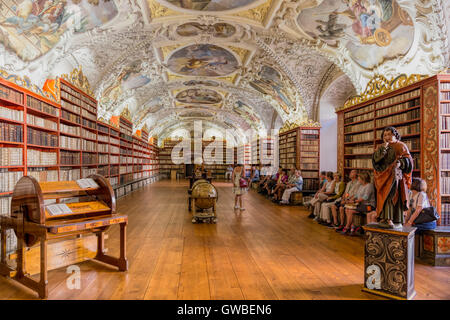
251, 165, 260, 182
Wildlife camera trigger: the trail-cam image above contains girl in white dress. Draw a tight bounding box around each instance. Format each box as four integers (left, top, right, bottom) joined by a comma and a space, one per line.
232, 164, 247, 211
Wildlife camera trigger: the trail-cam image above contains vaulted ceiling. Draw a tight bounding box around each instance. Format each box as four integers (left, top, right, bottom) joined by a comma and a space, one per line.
0, 0, 449, 144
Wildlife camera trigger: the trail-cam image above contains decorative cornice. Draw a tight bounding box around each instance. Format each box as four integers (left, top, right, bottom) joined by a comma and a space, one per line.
120, 106, 132, 122
0, 69, 56, 102
61, 66, 94, 97
279, 118, 321, 133
148, 0, 182, 19
232, 0, 273, 24
338, 73, 430, 111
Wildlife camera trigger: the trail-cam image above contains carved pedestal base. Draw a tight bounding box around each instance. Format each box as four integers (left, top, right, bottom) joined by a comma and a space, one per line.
362, 225, 417, 300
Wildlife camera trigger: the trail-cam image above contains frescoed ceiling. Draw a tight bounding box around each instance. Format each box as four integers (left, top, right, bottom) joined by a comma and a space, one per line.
0, 0, 448, 144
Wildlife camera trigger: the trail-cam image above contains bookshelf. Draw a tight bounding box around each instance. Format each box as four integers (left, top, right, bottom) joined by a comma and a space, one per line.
251, 136, 274, 165
336, 73, 450, 226
202, 139, 229, 179
279, 125, 320, 193
159, 138, 184, 178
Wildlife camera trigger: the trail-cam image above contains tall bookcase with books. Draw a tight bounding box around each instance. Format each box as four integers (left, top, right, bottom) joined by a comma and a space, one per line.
0, 76, 62, 254
278, 125, 321, 193
159, 138, 184, 178
202, 139, 229, 179
336, 73, 450, 226
251, 136, 274, 165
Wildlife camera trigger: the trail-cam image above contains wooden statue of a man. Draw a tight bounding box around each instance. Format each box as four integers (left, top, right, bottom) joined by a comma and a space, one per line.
372, 127, 413, 229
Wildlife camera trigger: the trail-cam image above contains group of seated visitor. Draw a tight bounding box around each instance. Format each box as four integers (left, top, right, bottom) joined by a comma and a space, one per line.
304, 169, 436, 235
252, 165, 303, 205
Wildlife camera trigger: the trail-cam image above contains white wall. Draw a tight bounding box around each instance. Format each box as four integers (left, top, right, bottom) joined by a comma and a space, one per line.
319, 117, 337, 172
318, 74, 356, 173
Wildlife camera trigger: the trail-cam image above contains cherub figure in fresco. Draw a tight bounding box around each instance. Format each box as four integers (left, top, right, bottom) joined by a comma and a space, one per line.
2, 0, 68, 36
335, 0, 399, 46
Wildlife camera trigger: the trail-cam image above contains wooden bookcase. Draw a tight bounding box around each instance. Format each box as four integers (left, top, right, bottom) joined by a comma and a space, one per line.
159, 138, 184, 178
336, 73, 450, 226
251, 136, 274, 166
278, 126, 320, 193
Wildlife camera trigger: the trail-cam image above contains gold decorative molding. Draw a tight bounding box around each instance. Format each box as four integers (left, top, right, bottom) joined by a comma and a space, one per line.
338, 73, 429, 111
0, 69, 56, 102
228, 46, 249, 63
142, 124, 149, 133
120, 106, 132, 122
147, 0, 182, 19
61, 66, 94, 97
279, 118, 321, 133
218, 74, 237, 83
160, 44, 183, 60
167, 72, 185, 81
233, 0, 273, 24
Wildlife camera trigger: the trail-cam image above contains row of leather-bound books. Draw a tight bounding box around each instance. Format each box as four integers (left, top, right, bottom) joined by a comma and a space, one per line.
0, 147, 22, 166
0, 122, 22, 142
27, 96, 58, 116
0, 105, 23, 121
0, 83, 23, 105
27, 114, 57, 130
27, 127, 57, 147
60, 83, 97, 113
0, 170, 23, 193
27, 149, 57, 166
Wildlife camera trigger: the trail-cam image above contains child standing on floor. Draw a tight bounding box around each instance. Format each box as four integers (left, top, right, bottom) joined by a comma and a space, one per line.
232, 164, 247, 211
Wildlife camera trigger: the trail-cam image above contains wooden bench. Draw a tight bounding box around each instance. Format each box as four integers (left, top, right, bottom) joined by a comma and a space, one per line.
289, 191, 303, 205
416, 226, 450, 266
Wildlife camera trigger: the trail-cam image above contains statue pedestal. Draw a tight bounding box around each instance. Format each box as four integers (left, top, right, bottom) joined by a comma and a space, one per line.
362, 224, 417, 300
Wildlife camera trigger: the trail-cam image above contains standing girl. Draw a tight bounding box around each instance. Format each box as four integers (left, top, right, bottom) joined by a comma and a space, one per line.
232, 164, 247, 211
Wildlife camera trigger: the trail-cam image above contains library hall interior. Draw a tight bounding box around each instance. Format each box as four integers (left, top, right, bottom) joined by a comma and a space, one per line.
0, 0, 449, 302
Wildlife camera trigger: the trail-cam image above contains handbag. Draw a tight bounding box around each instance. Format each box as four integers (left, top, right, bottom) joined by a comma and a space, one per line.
412, 193, 440, 224
239, 178, 248, 188
414, 207, 440, 224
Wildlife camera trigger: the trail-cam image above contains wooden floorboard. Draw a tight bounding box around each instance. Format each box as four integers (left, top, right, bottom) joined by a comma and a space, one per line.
0, 179, 449, 300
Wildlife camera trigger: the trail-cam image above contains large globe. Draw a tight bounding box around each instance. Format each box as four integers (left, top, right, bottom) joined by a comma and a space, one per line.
191, 181, 218, 210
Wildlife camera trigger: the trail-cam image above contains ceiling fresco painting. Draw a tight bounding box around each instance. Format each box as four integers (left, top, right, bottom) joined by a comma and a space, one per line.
0, 0, 118, 62
166, 44, 240, 77
179, 110, 214, 118
176, 22, 236, 37
175, 88, 222, 104
297, 0, 415, 69
233, 100, 263, 131
0, 0, 448, 144
249, 65, 295, 114
164, 0, 259, 12
183, 80, 220, 87
100, 60, 151, 106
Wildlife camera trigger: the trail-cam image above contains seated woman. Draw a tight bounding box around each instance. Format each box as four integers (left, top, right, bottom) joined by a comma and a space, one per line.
404, 178, 437, 231
279, 170, 303, 204
339, 171, 375, 236
318, 172, 345, 226
263, 166, 282, 196
273, 168, 296, 202
309, 171, 336, 219
270, 169, 289, 199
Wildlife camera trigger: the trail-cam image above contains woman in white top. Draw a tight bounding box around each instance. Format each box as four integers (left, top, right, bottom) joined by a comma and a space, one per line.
404, 178, 436, 230
309, 172, 336, 219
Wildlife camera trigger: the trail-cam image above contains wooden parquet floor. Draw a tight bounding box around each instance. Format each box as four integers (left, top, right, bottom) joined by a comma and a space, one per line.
0, 179, 449, 300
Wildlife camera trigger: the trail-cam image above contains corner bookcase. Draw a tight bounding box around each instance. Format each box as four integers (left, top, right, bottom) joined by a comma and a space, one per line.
278, 126, 320, 193
336, 73, 450, 226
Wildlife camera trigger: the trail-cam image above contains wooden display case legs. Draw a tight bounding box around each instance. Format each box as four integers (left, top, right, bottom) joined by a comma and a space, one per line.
0, 221, 128, 299
94, 223, 128, 272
